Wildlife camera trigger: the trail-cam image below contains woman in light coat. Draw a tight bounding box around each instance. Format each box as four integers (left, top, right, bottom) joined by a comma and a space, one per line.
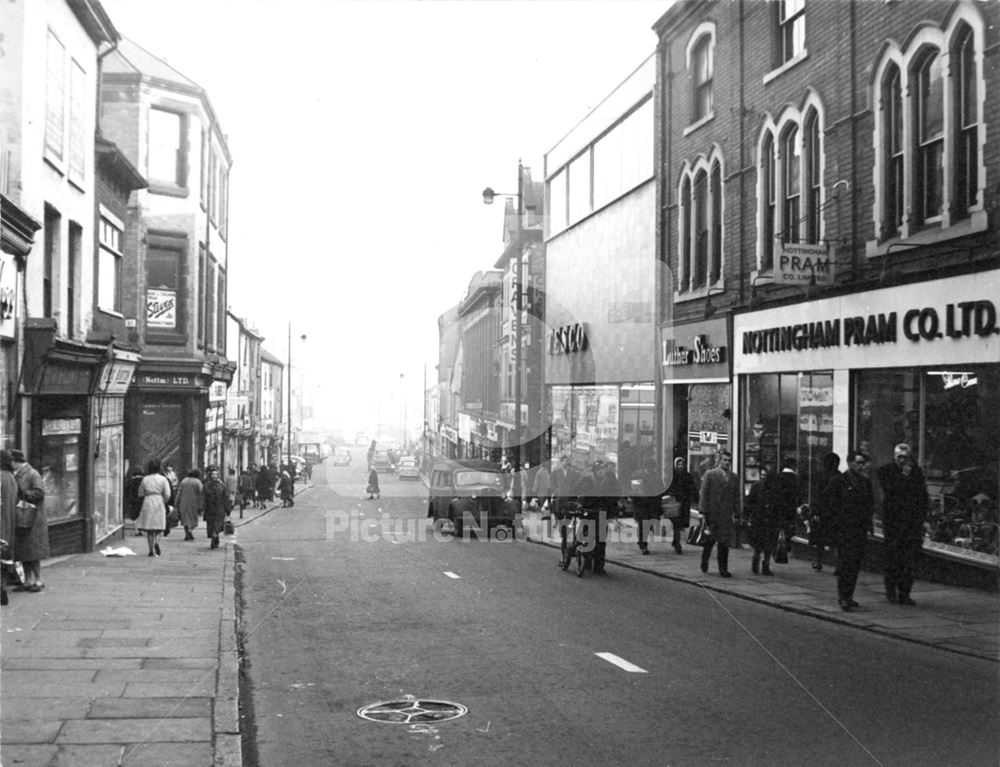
175, 469, 203, 541
135, 458, 172, 558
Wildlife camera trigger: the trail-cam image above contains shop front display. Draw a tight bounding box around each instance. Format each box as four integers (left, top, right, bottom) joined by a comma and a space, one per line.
661, 317, 732, 488
733, 270, 1000, 576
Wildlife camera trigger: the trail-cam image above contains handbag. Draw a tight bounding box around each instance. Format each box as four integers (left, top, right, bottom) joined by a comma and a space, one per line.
687, 518, 710, 546
166, 506, 180, 530
15, 500, 37, 530
775, 530, 789, 564
661, 496, 681, 520
224, 518, 235, 535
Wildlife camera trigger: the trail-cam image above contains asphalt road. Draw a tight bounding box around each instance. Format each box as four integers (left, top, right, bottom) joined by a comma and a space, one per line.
236, 461, 999, 767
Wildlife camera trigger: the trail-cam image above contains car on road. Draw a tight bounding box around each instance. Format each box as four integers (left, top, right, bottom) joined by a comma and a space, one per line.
397, 456, 420, 479
427, 459, 517, 537
332, 447, 352, 466
370, 449, 395, 473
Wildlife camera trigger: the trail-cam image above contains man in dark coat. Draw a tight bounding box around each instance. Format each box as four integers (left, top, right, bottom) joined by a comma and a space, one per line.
202, 466, 232, 550
699, 451, 740, 578
877, 443, 928, 606
628, 457, 664, 555
746, 465, 777, 575
771, 456, 801, 555
576, 460, 620, 574
830, 450, 874, 611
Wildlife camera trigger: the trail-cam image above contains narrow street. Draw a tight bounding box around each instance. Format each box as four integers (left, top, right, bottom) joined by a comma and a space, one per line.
237, 463, 999, 766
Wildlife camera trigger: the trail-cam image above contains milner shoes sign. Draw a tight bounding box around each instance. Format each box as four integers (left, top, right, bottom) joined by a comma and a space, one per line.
734, 271, 1000, 374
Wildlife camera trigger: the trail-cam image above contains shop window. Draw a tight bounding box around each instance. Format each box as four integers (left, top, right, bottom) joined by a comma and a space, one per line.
687, 383, 732, 488
854, 365, 999, 563
742, 371, 834, 536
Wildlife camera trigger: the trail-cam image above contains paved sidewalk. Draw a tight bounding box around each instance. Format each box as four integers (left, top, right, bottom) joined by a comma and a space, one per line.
521, 510, 999, 662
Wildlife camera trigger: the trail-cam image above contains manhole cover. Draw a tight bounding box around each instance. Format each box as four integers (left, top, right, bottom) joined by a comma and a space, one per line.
357, 699, 468, 724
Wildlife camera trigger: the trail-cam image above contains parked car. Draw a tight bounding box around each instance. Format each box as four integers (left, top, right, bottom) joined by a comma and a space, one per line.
397, 456, 420, 480
427, 459, 517, 537
332, 447, 352, 466
370, 449, 395, 473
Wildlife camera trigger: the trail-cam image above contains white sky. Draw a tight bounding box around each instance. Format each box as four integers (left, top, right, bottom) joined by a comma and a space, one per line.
99, 0, 667, 435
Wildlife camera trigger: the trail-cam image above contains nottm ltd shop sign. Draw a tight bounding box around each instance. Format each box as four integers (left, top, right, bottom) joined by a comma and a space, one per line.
733, 272, 1000, 374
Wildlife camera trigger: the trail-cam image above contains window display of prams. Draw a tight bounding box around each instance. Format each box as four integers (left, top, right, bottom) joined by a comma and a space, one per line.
926, 470, 998, 558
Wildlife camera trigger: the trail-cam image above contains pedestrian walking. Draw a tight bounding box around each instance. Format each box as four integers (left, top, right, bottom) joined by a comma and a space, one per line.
10, 449, 48, 591
576, 460, 620, 574
1, 450, 18, 604
366, 467, 381, 500
771, 456, 801, 561
830, 450, 875, 611
877, 443, 928, 606
279, 466, 295, 507
664, 456, 698, 554
699, 450, 739, 578
238, 467, 255, 518
124, 466, 145, 536
135, 458, 172, 558
202, 465, 231, 549
746, 465, 777, 575
255, 465, 270, 508
225, 467, 238, 508
161, 462, 179, 537
531, 460, 551, 514
628, 457, 664, 555
175, 469, 204, 541
808, 453, 842, 571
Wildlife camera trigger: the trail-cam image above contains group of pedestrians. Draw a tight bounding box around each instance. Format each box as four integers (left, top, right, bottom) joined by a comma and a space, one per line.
716, 443, 929, 612
0, 449, 49, 604
126, 458, 233, 557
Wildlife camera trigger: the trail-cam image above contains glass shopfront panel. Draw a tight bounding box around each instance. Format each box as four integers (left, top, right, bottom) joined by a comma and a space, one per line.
550, 385, 620, 474
619, 384, 655, 481
39, 433, 81, 523
93, 425, 123, 542
742, 371, 834, 536
855, 364, 999, 565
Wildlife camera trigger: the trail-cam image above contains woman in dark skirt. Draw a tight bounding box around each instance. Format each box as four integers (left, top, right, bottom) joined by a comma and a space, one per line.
665, 456, 699, 554
202, 465, 232, 549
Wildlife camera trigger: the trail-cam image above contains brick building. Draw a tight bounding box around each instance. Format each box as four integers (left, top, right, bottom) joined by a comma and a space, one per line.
100, 37, 234, 478
655, 0, 999, 587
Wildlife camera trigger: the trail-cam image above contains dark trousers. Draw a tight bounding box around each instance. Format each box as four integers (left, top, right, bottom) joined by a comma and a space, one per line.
884, 535, 921, 598
701, 539, 730, 573
636, 517, 656, 550
837, 537, 866, 600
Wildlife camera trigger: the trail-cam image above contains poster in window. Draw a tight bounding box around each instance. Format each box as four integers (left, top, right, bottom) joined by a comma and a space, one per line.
147, 288, 177, 328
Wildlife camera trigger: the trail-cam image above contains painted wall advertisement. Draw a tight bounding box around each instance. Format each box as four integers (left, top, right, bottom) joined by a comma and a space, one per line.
146, 288, 177, 328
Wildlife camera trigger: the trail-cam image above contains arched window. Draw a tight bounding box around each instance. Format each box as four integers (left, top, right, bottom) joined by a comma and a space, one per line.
804, 110, 821, 244
882, 63, 904, 237
953, 24, 978, 216
676, 150, 725, 295
710, 162, 723, 284
694, 169, 709, 288
782, 125, 800, 244
761, 133, 776, 272
691, 35, 713, 122
913, 48, 944, 224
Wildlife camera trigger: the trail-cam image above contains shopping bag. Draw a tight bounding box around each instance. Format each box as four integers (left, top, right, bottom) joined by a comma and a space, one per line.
166, 506, 180, 530
687, 518, 710, 546
224, 518, 235, 535
775, 530, 789, 564
15, 501, 37, 530
661, 496, 681, 520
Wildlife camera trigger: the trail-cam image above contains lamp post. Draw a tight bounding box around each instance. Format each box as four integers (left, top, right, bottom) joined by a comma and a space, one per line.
482, 160, 524, 472
287, 323, 306, 469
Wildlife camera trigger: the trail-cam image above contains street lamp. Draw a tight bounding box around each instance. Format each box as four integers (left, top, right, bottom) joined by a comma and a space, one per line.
482, 160, 524, 473
287, 323, 306, 469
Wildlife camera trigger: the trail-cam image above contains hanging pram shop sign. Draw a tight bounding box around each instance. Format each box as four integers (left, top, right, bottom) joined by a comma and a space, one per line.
734, 271, 1000, 373
774, 242, 834, 286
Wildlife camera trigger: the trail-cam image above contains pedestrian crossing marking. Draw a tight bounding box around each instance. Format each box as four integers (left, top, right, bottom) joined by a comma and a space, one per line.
595, 652, 647, 673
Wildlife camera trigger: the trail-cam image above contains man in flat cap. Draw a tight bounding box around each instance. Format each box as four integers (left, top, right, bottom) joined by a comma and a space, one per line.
877, 443, 928, 606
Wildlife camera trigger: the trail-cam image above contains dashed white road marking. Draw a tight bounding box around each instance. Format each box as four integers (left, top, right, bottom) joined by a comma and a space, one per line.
595, 652, 647, 673
443, 571, 461, 579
